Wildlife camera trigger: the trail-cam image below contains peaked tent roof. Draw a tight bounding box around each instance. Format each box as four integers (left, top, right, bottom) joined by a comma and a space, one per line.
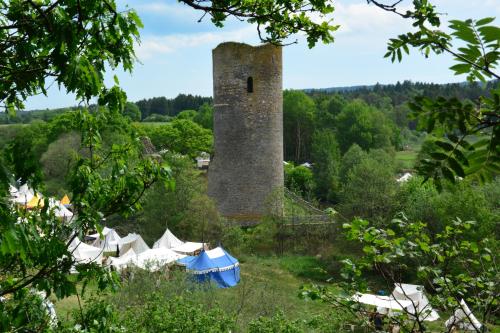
18, 184, 34, 196
186, 247, 239, 274
90, 227, 122, 252
118, 233, 150, 254
185, 247, 240, 288
153, 228, 184, 249
26, 194, 44, 208
9, 185, 18, 196
48, 198, 73, 219
69, 237, 103, 264
11, 184, 34, 204
60, 194, 71, 205
445, 299, 482, 331
392, 283, 440, 321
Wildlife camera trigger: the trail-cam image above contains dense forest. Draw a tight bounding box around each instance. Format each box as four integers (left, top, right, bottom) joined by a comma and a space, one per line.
1, 79, 497, 234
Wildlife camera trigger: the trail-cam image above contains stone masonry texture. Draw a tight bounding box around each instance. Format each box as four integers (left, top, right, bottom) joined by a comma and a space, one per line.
208, 42, 284, 225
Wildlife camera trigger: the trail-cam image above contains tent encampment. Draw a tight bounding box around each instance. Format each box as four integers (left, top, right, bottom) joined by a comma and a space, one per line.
108, 247, 185, 272
90, 227, 122, 253
181, 247, 240, 288
153, 228, 205, 255
445, 299, 482, 331
118, 233, 150, 255
153, 228, 184, 249
392, 283, 440, 321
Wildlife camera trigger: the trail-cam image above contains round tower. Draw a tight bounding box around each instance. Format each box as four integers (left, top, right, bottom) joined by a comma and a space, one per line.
208, 42, 283, 225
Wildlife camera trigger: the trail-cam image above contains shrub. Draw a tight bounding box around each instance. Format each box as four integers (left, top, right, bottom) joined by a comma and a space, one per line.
122, 293, 234, 333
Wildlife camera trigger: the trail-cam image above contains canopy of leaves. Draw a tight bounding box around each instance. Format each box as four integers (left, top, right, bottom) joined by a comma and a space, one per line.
372, 0, 500, 184
179, 0, 338, 48
0, 0, 142, 112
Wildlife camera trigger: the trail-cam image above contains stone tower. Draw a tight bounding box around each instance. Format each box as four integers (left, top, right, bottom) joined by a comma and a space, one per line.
208, 42, 283, 225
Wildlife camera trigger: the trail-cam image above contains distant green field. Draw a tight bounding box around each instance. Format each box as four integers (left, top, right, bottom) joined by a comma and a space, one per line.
395, 150, 418, 170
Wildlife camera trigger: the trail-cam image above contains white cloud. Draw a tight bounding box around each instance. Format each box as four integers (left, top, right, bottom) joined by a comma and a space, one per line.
334, 2, 411, 35
135, 25, 257, 60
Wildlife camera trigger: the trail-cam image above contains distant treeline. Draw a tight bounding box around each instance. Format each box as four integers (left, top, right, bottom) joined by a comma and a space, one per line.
136, 94, 212, 120
1, 81, 496, 124
306, 80, 497, 105
0, 94, 212, 124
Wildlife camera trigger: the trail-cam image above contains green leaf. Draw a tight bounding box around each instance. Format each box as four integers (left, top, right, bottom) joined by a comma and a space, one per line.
430, 152, 448, 160
448, 157, 465, 177
478, 26, 500, 43
475, 17, 495, 26
450, 63, 471, 75
441, 166, 455, 182
435, 140, 454, 151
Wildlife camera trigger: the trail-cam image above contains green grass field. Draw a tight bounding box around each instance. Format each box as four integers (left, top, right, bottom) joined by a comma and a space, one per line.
395, 150, 418, 170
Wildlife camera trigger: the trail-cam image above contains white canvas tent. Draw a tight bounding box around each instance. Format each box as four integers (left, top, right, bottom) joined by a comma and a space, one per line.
135, 248, 186, 271
397, 172, 413, 183
11, 183, 34, 204
48, 198, 73, 221
392, 283, 440, 321
118, 233, 149, 255
108, 247, 185, 272
172, 242, 205, 255
353, 293, 413, 312
69, 237, 102, 264
153, 228, 184, 249
108, 248, 137, 271
445, 299, 482, 331
153, 228, 205, 255
90, 227, 122, 253
9, 184, 18, 197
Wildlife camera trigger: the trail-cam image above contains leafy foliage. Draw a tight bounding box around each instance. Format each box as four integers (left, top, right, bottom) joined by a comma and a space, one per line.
140, 119, 213, 157
371, 0, 500, 184
340, 215, 499, 331
179, 0, 338, 48
0, 0, 142, 112
122, 293, 234, 333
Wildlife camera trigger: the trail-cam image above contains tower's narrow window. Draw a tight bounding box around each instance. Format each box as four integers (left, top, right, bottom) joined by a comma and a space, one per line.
247, 77, 254, 93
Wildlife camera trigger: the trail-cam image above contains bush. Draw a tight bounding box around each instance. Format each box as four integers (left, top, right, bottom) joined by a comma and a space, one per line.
248, 311, 303, 333
121, 293, 234, 333
284, 164, 315, 200
68, 298, 124, 333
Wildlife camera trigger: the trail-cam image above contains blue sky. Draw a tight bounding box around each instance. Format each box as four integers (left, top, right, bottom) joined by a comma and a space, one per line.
25, 0, 500, 110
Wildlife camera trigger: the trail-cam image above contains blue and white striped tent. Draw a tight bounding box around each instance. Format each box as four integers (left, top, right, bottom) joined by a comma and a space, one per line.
177, 247, 240, 288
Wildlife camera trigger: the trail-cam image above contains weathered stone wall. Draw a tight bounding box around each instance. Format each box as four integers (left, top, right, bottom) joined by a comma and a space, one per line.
208, 42, 283, 225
